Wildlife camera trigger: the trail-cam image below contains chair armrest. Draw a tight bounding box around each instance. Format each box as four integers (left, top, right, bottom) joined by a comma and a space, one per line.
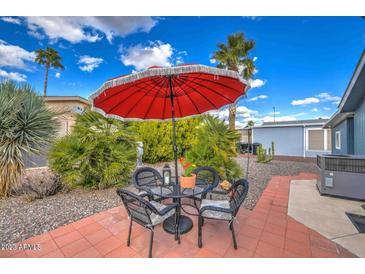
158, 203, 178, 216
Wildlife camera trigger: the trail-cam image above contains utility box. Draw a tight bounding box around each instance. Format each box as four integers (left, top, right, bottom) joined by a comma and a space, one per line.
316, 154, 365, 201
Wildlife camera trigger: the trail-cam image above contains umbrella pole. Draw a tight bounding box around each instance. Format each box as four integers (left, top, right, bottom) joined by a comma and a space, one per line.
169, 76, 179, 185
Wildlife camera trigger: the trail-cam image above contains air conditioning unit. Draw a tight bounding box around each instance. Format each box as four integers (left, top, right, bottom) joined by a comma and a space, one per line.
316, 154, 365, 201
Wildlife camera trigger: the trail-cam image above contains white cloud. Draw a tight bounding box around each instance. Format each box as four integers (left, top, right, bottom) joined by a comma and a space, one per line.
24, 17, 158, 43
311, 108, 319, 112
1, 17, 21, 25
0, 40, 35, 70
291, 97, 320, 106
78, 55, 103, 72
294, 112, 307, 117
210, 105, 258, 121
235, 120, 247, 129
247, 94, 268, 102
249, 79, 265, 88
323, 107, 331, 111
0, 69, 27, 82
120, 41, 176, 71
209, 58, 216, 64
55, 72, 61, 78
316, 92, 341, 103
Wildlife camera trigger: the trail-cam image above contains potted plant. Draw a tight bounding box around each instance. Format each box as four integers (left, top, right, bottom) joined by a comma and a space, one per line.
179, 158, 196, 189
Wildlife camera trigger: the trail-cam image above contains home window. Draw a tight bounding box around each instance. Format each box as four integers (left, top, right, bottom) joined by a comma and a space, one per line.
335, 131, 341, 150
326, 129, 332, 151
307, 129, 325, 150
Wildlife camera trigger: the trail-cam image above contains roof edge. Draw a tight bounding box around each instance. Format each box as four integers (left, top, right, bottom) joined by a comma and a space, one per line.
338, 49, 365, 112
44, 96, 90, 105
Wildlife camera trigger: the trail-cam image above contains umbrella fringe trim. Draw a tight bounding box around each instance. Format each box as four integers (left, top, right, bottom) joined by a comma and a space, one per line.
89, 64, 249, 102
90, 88, 249, 122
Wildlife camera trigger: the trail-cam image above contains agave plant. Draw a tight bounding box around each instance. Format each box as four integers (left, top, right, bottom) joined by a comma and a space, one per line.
0, 81, 58, 197
48, 109, 137, 189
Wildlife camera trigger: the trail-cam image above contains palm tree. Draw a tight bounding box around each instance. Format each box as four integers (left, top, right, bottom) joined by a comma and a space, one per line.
213, 32, 255, 130
35, 47, 64, 96
0, 81, 58, 197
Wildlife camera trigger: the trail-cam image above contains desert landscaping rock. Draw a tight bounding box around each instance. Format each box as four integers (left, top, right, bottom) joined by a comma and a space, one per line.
0, 156, 318, 244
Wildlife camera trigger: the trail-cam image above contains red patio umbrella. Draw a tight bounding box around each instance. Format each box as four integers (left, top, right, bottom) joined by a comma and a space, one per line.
89, 64, 249, 182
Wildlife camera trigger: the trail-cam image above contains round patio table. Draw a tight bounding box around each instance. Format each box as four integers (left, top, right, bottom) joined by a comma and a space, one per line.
138, 183, 210, 235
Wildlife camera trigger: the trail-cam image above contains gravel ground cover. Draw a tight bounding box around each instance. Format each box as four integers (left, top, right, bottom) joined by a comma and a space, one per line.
0, 156, 318, 244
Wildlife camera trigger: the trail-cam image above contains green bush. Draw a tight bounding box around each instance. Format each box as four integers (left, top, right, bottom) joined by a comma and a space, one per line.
186, 115, 242, 181
48, 109, 137, 189
257, 141, 275, 163
130, 117, 202, 164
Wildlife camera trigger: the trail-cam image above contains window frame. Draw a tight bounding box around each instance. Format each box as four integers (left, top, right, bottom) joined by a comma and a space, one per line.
305, 127, 328, 151
335, 131, 341, 150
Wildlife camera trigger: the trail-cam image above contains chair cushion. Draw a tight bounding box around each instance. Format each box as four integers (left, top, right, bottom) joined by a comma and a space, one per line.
200, 199, 233, 220
149, 186, 172, 196
149, 201, 176, 226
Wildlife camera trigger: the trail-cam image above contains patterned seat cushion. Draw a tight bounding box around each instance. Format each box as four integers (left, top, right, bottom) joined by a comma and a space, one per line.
200, 199, 233, 220
149, 187, 172, 196
149, 201, 176, 226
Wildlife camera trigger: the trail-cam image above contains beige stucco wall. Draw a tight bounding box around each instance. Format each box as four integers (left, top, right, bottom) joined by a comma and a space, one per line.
45, 99, 89, 137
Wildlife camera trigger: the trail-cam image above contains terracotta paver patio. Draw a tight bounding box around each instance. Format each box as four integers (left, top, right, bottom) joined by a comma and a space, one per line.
0, 173, 358, 258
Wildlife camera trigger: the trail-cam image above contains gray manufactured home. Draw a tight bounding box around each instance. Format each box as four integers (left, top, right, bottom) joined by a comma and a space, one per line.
252, 119, 331, 158
325, 49, 365, 155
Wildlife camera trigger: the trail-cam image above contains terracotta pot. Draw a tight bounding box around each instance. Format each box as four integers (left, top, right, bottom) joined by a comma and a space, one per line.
180, 174, 196, 189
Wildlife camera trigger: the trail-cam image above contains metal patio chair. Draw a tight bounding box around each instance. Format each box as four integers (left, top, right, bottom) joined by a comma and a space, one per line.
181, 166, 220, 214
132, 166, 171, 202
198, 179, 249, 249
116, 188, 179, 258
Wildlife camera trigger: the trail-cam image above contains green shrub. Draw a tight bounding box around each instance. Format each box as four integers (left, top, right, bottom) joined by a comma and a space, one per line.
186, 115, 242, 181
130, 117, 202, 164
48, 109, 137, 189
257, 141, 275, 163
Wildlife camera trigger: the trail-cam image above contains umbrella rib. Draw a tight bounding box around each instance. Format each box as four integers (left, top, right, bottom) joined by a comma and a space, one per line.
183, 74, 244, 95
173, 77, 201, 114
180, 74, 238, 103
162, 83, 168, 119
124, 82, 161, 118
106, 77, 163, 115
175, 77, 219, 109
171, 77, 184, 118
96, 77, 155, 105
105, 89, 145, 114
142, 77, 167, 119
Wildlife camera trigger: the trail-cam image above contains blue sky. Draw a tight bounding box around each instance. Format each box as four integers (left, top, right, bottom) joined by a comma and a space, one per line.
0, 16, 364, 127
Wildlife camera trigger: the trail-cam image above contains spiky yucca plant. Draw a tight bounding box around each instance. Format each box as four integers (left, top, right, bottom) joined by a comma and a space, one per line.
48, 109, 137, 189
0, 81, 58, 197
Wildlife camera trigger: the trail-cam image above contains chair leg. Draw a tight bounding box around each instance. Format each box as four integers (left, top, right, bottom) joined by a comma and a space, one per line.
148, 229, 154, 258
127, 218, 133, 246
230, 222, 237, 249
198, 216, 203, 248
